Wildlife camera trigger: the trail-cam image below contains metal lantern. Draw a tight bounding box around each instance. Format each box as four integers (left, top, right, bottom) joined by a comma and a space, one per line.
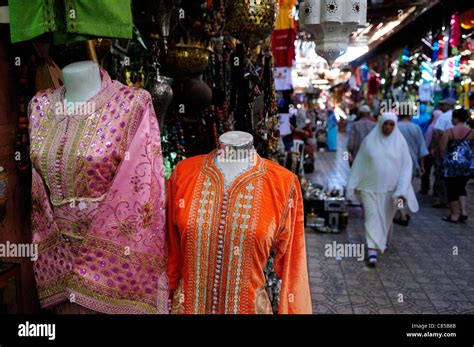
303, 0, 367, 65
164, 43, 213, 77
150, 0, 182, 52
146, 69, 173, 129
226, 0, 278, 48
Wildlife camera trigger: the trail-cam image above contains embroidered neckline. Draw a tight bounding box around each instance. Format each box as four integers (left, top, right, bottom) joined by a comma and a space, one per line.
48, 68, 122, 121
214, 159, 254, 190
205, 149, 265, 193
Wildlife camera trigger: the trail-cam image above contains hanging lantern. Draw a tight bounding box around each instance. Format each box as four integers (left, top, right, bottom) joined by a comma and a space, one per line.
146, 69, 174, 129
164, 43, 213, 77
226, 0, 278, 48
302, 0, 367, 65
150, 0, 181, 52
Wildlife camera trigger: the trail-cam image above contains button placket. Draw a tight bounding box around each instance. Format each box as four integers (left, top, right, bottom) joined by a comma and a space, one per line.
211, 192, 229, 313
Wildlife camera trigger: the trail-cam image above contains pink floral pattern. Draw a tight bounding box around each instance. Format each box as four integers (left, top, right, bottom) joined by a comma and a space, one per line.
29, 69, 168, 314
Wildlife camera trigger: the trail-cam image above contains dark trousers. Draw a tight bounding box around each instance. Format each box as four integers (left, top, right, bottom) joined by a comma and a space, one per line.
421, 155, 435, 193
433, 159, 447, 202
444, 176, 470, 202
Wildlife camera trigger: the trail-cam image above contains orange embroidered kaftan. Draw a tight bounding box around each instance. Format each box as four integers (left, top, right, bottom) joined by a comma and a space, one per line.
167, 150, 312, 314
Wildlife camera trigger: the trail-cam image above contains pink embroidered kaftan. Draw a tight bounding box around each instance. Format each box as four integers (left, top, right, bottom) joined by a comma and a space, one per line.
28, 69, 168, 314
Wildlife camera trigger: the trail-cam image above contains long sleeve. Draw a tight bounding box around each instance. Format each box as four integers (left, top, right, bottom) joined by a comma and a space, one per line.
394, 140, 413, 199
166, 170, 182, 294
71, 95, 169, 314
31, 168, 56, 241
393, 139, 419, 213
274, 177, 312, 314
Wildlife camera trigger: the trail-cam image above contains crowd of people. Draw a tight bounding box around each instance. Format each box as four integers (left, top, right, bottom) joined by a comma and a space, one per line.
278, 98, 472, 266
345, 100, 473, 265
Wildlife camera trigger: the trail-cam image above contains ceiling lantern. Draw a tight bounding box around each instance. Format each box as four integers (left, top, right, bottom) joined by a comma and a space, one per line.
302, 0, 367, 65
226, 0, 278, 48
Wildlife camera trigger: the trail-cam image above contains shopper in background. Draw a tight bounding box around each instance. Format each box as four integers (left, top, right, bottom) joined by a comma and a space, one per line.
345, 107, 358, 138
347, 113, 419, 266
327, 109, 338, 152
431, 98, 457, 208
398, 113, 429, 176
439, 108, 473, 223
347, 105, 376, 166
396, 112, 429, 226
420, 109, 443, 195
434, 98, 457, 131
411, 102, 431, 135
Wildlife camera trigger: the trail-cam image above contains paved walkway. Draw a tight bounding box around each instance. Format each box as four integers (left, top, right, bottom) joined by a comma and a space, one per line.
305, 134, 474, 314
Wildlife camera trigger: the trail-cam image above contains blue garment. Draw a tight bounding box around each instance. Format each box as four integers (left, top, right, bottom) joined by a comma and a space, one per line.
327, 112, 338, 151
442, 131, 473, 178
411, 104, 431, 135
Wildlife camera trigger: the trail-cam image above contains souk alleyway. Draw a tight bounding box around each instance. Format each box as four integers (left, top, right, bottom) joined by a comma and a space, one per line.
305, 135, 474, 314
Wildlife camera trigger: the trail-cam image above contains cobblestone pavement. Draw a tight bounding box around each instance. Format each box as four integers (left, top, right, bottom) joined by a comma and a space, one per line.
305, 135, 474, 314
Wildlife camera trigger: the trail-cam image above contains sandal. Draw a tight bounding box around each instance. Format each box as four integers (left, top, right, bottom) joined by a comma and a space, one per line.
459, 215, 468, 223
393, 215, 410, 227
367, 255, 377, 266
442, 216, 458, 223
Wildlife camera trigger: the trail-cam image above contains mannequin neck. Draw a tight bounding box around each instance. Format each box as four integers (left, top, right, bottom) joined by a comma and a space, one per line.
216, 131, 256, 164
62, 61, 102, 106
215, 131, 256, 188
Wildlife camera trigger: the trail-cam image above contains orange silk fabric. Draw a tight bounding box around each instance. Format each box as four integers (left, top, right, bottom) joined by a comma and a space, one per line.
167, 150, 312, 314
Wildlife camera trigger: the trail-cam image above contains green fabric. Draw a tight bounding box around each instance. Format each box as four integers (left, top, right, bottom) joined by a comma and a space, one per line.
9, 0, 132, 44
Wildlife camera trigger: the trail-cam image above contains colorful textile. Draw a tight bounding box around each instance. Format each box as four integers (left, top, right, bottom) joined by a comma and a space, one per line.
442, 130, 473, 178
28, 69, 168, 314
9, 0, 132, 44
167, 151, 312, 314
274, 67, 293, 91
327, 111, 338, 152
272, 29, 297, 67
275, 0, 297, 30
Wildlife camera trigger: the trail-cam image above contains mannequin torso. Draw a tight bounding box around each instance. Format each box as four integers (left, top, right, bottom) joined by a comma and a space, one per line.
215, 131, 256, 188
62, 61, 102, 110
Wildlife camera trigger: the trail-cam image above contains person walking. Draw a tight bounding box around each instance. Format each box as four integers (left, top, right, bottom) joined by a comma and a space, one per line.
327, 109, 338, 152
347, 105, 376, 165
439, 108, 473, 223
396, 113, 429, 226
347, 113, 419, 266
431, 98, 457, 208
420, 109, 443, 195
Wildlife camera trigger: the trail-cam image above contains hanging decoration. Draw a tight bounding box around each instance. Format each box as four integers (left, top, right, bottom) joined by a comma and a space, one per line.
302, 0, 367, 65
147, 72, 173, 126
164, 42, 213, 77
226, 0, 278, 48
150, 0, 182, 52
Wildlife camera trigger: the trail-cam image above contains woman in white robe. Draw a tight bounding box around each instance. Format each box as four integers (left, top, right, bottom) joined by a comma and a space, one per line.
347, 113, 419, 265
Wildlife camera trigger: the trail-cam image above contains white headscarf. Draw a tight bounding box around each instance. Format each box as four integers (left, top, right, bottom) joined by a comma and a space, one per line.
347, 112, 419, 212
